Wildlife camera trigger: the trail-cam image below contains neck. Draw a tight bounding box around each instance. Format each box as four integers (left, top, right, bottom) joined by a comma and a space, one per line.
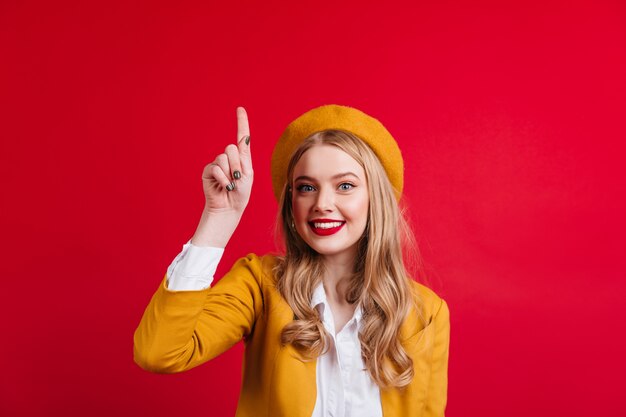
320, 251, 356, 304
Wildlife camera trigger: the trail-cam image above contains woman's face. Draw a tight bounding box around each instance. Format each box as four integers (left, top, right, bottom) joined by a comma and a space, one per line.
291, 144, 369, 262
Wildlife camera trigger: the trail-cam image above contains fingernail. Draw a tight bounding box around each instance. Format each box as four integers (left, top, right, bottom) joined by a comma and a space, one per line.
226, 183, 235, 191
244, 135, 250, 145
233, 170, 241, 180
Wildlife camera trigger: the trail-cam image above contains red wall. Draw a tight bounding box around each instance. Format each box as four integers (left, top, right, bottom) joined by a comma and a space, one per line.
1, 1, 625, 416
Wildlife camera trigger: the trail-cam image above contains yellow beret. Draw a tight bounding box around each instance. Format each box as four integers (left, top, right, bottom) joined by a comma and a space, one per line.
270, 104, 404, 201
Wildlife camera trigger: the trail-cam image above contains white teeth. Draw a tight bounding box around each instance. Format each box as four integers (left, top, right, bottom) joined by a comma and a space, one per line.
313, 221, 343, 229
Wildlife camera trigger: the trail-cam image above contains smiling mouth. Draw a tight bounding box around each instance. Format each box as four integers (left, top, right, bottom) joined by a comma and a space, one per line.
308, 220, 346, 236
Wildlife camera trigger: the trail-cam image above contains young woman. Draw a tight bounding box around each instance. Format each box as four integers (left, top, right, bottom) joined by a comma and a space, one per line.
134, 105, 450, 417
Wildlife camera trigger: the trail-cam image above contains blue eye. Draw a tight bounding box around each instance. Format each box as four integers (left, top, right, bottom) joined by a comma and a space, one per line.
296, 184, 315, 192
339, 183, 354, 191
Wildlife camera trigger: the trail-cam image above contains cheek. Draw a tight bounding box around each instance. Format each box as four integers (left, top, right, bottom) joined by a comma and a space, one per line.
291, 197, 307, 221
344, 193, 369, 223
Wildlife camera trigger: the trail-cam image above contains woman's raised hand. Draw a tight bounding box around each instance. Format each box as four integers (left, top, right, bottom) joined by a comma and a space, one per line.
191, 107, 253, 247
201, 107, 253, 215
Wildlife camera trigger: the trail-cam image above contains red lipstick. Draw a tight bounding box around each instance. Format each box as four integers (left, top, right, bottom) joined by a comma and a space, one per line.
308, 219, 346, 236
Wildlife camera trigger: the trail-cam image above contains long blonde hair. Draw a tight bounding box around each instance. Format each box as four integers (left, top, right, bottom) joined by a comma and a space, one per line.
273, 129, 425, 389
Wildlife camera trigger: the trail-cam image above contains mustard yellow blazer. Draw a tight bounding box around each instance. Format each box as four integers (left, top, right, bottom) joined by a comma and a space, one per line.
134, 253, 450, 417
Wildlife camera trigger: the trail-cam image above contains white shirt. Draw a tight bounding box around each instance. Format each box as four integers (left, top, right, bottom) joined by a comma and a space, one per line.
166, 240, 383, 417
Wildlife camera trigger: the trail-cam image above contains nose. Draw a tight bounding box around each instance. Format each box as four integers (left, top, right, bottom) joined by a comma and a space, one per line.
313, 187, 334, 213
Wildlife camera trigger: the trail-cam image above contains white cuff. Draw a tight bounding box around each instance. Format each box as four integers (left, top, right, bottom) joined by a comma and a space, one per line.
166, 239, 225, 291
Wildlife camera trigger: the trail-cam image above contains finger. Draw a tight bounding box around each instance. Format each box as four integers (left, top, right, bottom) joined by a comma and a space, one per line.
202, 162, 231, 188
202, 163, 214, 180
224, 144, 242, 180
214, 154, 232, 181
236, 107, 250, 142
238, 137, 253, 176
236, 107, 253, 175
210, 164, 234, 191
214, 153, 237, 191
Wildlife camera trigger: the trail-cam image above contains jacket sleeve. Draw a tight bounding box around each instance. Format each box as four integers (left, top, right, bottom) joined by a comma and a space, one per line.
133, 253, 266, 373
423, 298, 451, 417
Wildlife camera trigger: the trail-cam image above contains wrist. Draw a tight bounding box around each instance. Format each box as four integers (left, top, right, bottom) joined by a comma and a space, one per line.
191, 210, 243, 248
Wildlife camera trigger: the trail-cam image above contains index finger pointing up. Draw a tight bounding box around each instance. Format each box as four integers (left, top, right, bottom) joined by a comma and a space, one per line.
237, 106, 250, 143
236, 106, 253, 175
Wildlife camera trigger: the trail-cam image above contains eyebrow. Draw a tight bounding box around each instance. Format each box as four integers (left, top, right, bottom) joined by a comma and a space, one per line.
294, 172, 360, 182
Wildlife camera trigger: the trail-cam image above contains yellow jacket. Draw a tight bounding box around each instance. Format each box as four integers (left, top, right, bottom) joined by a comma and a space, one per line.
134, 253, 450, 417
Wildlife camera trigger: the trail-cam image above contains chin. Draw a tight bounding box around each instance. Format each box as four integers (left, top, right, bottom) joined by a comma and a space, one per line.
305, 241, 358, 258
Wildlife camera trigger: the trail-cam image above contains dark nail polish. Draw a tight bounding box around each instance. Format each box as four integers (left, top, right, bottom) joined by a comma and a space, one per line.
226, 183, 235, 191
233, 170, 241, 180
244, 135, 250, 145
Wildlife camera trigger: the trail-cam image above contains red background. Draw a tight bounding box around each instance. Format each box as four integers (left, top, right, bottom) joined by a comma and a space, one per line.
1, 1, 625, 416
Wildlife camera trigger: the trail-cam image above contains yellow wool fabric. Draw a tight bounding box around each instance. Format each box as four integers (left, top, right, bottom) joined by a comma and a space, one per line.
134, 254, 450, 417
271, 104, 404, 201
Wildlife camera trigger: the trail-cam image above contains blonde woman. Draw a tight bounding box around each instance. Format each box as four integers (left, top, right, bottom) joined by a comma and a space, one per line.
134, 105, 450, 417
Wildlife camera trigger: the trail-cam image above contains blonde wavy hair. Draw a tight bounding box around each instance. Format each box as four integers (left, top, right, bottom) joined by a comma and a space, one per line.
272, 129, 426, 389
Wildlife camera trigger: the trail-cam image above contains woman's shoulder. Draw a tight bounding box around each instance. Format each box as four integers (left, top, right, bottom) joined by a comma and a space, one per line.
233, 252, 280, 268
225, 252, 281, 283
408, 279, 448, 319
